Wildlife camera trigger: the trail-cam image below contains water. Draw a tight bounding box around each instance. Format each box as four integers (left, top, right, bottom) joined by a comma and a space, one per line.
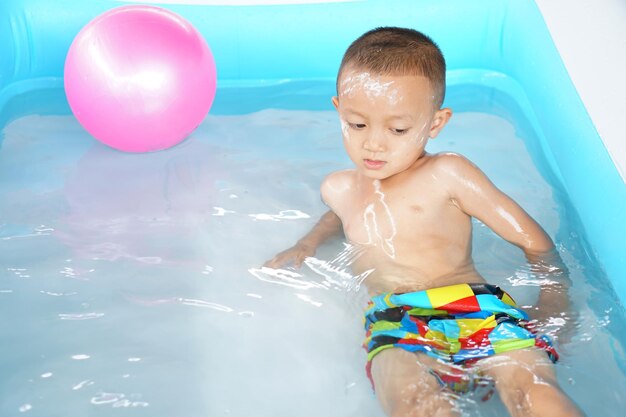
1, 81, 625, 417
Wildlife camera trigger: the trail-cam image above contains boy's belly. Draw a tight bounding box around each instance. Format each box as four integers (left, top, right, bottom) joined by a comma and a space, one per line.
350, 246, 486, 296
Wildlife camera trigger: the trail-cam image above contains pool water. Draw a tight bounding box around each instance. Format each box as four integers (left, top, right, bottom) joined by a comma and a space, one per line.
1, 81, 625, 417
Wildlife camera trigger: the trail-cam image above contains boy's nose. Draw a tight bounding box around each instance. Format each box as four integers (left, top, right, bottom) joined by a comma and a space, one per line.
363, 134, 385, 152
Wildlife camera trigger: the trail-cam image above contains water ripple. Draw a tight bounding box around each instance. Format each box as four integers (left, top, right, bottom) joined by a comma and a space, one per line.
178, 297, 234, 312
249, 266, 327, 290
248, 209, 310, 221
0, 223, 54, 240
72, 380, 94, 390
125, 295, 235, 313
90, 392, 149, 408
58, 312, 104, 320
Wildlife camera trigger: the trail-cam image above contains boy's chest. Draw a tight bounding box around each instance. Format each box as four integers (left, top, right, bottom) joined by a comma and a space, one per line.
338, 186, 449, 245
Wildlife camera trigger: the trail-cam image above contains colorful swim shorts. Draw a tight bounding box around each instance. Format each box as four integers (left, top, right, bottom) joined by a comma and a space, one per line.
363, 283, 557, 394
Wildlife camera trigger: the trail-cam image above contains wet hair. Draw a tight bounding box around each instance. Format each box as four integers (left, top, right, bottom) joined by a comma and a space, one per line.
337, 27, 446, 108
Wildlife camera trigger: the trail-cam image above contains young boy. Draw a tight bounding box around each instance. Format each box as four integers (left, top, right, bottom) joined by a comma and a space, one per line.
265, 27, 584, 417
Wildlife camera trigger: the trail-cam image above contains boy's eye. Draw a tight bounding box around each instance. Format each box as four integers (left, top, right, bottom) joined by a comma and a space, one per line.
348, 122, 366, 130
391, 128, 409, 135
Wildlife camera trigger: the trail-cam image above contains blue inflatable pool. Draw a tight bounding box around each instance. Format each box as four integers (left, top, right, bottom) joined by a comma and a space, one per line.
2, 0, 623, 304
1, 2, 625, 415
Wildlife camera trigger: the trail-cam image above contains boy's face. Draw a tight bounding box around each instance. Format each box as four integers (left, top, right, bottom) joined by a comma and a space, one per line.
332, 69, 451, 180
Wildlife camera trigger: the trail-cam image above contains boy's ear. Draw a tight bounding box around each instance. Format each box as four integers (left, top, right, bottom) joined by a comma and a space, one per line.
429, 107, 452, 138
331, 96, 339, 110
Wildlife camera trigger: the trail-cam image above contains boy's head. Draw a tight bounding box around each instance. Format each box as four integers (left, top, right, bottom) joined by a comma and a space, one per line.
337, 27, 446, 109
332, 27, 452, 180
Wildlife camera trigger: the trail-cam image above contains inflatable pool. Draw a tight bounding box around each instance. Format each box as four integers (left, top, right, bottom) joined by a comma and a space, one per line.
1, 1, 624, 416
2, 0, 624, 302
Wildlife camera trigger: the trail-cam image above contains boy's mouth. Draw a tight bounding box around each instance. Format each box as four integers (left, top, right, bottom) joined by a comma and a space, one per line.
363, 159, 386, 170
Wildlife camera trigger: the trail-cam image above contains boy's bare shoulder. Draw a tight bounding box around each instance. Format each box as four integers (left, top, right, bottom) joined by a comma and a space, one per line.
429, 152, 476, 170
418, 152, 489, 198
321, 169, 355, 193
320, 169, 356, 206
426, 152, 483, 180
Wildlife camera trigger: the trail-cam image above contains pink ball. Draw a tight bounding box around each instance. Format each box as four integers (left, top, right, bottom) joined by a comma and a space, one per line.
64, 6, 217, 153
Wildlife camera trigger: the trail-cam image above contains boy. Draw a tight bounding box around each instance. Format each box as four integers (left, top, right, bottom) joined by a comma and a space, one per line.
265, 27, 584, 417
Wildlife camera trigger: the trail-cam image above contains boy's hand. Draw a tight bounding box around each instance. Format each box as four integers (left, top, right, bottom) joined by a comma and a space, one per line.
264, 242, 316, 269
528, 304, 579, 348
264, 210, 342, 269
526, 252, 579, 347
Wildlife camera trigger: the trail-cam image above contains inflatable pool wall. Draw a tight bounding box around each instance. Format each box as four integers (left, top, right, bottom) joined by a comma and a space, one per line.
1, 0, 625, 304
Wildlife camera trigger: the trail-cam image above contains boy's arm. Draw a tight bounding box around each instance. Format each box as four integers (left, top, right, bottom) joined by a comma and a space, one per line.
264, 210, 343, 268
440, 154, 553, 253
264, 171, 350, 269
441, 154, 573, 337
